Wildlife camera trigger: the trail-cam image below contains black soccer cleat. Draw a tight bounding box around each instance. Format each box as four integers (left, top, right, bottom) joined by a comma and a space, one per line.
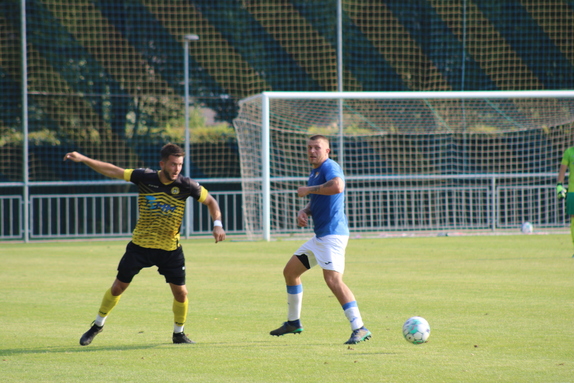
270, 321, 304, 336
79, 322, 103, 346
173, 332, 195, 344
344, 326, 371, 344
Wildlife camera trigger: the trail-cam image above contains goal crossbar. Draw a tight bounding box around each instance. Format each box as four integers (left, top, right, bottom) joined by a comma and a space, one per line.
242, 90, 574, 102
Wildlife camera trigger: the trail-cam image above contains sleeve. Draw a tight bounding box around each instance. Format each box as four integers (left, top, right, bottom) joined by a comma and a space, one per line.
324, 160, 344, 181
561, 149, 571, 166
123, 169, 135, 182
182, 176, 209, 202
197, 186, 209, 203
125, 168, 151, 183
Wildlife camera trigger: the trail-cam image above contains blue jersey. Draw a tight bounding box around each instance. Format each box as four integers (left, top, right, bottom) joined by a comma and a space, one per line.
308, 158, 349, 237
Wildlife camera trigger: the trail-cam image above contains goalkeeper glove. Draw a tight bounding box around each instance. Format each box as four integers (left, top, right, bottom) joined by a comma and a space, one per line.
557, 183, 567, 200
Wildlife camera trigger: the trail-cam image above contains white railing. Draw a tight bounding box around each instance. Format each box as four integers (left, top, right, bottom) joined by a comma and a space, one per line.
24, 190, 245, 240
0, 177, 568, 241
0, 195, 23, 239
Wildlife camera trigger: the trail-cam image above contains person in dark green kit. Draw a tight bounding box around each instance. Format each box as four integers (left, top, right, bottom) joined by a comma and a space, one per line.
557, 146, 574, 256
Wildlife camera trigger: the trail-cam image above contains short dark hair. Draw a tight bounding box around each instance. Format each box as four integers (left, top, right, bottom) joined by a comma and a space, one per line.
309, 134, 329, 146
160, 143, 185, 161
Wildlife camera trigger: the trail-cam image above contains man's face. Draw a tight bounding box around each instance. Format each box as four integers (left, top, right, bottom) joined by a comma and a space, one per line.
160, 155, 184, 182
307, 138, 330, 168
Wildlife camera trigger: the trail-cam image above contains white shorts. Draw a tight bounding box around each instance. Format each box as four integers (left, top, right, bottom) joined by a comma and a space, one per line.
294, 235, 349, 274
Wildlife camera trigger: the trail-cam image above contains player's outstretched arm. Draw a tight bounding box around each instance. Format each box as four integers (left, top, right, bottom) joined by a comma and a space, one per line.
63, 151, 125, 180
202, 194, 226, 243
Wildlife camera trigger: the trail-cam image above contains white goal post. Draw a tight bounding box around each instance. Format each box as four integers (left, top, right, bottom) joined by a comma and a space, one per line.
233, 91, 574, 241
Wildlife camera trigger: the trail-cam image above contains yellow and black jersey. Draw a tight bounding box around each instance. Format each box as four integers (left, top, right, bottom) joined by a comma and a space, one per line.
124, 168, 208, 251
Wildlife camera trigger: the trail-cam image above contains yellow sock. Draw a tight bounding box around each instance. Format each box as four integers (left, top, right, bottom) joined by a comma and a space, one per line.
173, 298, 188, 332
98, 288, 121, 318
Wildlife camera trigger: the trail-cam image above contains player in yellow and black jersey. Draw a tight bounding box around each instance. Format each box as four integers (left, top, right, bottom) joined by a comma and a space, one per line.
64, 143, 225, 345
126, 167, 208, 251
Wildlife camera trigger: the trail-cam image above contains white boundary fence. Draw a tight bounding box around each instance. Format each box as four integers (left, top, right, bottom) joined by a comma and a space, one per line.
0, 175, 567, 241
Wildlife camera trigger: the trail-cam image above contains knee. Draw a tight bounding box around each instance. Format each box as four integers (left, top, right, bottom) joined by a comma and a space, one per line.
173, 286, 188, 303
282, 266, 291, 279
283, 266, 302, 286
324, 278, 338, 291
323, 272, 343, 289
176, 290, 187, 302
282, 267, 292, 284
111, 279, 129, 296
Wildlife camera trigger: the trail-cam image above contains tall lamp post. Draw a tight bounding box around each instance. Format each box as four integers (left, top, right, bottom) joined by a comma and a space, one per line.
183, 34, 199, 238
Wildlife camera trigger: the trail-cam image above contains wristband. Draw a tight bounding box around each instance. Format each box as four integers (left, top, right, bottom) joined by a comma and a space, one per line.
213, 220, 223, 228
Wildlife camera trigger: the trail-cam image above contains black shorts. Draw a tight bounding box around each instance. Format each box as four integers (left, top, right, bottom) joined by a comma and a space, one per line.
116, 241, 186, 285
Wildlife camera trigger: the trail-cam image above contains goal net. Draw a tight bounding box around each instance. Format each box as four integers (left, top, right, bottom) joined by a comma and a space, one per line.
233, 91, 574, 240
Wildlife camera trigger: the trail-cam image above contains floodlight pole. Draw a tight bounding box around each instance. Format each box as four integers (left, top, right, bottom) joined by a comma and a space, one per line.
183, 34, 199, 238
337, 0, 344, 172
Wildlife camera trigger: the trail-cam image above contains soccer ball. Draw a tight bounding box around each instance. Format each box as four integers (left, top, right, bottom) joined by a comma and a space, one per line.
521, 222, 533, 234
402, 316, 430, 344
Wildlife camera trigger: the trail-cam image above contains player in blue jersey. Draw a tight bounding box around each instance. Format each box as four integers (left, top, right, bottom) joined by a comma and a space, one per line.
269, 135, 371, 344
64, 143, 225, 345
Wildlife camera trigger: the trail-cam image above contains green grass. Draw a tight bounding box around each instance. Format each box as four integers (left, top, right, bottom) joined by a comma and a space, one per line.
1, 234, 573, 382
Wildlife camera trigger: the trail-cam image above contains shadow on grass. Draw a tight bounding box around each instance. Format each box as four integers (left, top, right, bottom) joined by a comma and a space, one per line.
0, 339, 397, 356
0, 340, 307, 357
0, 343, 163, 356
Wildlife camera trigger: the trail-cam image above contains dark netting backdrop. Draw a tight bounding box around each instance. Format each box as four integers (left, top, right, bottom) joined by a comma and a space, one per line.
2, 1, 574, 183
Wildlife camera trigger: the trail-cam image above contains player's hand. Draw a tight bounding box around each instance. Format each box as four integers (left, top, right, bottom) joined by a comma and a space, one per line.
557, 183, 567, 200
63, 151, 86, 162
212, 226, 225, 243
297, 210, 308, 227
297, 186, 309, 198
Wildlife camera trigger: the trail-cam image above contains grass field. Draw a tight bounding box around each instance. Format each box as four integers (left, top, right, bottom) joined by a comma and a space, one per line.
1, 234, 573, 382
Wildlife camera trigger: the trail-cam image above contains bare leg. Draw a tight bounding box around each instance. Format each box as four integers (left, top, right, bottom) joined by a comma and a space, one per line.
322, 269, 355, 306
283, 254, 309, 285
169, 283, 188, 303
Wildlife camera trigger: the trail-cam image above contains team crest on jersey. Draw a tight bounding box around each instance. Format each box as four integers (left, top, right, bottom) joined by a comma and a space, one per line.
171, 187, 180, 195
314, 171, 320, 178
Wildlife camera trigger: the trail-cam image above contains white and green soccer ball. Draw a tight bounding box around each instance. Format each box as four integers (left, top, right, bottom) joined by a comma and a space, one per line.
402, 316, 430, 344
521, 221, 533, 234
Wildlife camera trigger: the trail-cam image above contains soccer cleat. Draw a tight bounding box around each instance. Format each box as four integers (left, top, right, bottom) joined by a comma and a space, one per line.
270, 321, 304, 336
173, 332, 195, 344
344, 326, 371, 344
79, 322, 103, 346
